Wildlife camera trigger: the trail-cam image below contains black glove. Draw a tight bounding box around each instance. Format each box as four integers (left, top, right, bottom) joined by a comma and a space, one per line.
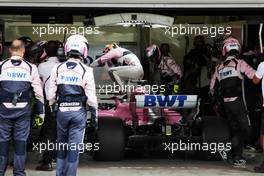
49, 102, 58, 113
32, 114, 45, 128
87, 106, 98, 130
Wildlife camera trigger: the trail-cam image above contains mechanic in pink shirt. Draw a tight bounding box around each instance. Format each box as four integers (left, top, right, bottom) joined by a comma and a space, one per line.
158, 43, 182, 95
210, 37, 255, 167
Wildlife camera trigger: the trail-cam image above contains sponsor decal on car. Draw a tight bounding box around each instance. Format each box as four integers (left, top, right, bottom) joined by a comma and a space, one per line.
135, 95, 198, 108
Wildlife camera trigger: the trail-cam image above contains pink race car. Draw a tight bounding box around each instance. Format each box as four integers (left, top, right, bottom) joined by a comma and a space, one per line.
88, 82, 230, 161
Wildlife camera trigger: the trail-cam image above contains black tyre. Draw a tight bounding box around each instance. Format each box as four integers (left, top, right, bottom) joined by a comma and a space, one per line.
93, 117, 126, 161
196, 116, 230, 160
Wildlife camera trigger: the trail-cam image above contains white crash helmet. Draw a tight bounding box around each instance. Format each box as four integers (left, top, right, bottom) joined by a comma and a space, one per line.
222, 37, 241, 57
64, 34, 89, 59
66, 34, 89, 45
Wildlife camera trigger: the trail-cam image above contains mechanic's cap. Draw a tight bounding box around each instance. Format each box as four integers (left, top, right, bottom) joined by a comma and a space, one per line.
18, 36, 33, 45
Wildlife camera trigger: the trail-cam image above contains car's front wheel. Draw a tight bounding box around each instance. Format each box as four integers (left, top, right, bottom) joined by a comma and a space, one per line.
93, 117, 126, 161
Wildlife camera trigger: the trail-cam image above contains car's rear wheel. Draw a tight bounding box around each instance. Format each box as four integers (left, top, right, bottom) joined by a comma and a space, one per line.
196, 116, 230, 160
93, 117, 126, 161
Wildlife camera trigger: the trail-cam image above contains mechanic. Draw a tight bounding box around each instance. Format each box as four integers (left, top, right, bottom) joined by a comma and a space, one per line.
29, 40, 48, 65
18, 36, 34, 62
0, 39, 45, 176
183, 35, 207, 95
252, 57, 264, 173
158, 43, 182, 95
210, 36, 255, 167
242, 46, 262, 151
36, 40, 61, 171
91, 43, 144, 88
47, 34, 98, 176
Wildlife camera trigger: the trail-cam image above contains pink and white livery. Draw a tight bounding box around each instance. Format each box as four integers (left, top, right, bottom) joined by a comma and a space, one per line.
210, 56, 255, 102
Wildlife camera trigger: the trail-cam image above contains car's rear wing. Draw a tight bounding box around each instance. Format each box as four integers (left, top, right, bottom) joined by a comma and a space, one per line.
135, 95, 198, 109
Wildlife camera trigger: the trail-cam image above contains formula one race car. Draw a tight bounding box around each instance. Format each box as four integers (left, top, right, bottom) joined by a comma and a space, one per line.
86, 82, 231, 161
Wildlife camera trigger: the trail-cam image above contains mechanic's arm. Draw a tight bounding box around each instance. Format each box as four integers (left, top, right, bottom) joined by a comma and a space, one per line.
84, 67, 98, 110
253, 75, 261, 84
239, 60, 256, 79
31, 65, 45, 116
47, 66, 58, 105
253, 62, 264, 84
91, 49, 122, 67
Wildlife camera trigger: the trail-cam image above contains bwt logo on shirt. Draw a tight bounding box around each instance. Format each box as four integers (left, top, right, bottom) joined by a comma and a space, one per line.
220, 70, 232, 78
144, 95, 187, 107
7, 72, 27, 79
60, 75, 79, 83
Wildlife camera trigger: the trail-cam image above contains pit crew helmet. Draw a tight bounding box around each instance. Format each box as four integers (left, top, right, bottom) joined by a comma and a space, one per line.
64, 34, 89, 59
222, 37, 241, 57
28, 40, 48, 63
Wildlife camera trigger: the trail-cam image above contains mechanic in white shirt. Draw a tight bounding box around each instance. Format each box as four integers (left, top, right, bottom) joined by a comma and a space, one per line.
36, 40, 61, 171
38, 42, 61, 95
253, 61, 264, 173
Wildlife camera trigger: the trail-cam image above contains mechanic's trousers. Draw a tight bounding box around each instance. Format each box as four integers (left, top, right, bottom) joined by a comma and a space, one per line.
0, 114, 31, 176
223, 97, 251, 160
56, 107, 86, 176
39, 104, 57, 164
108, 65, 144, 88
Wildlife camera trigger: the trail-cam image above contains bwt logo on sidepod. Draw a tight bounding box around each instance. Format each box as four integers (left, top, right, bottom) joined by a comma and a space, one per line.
144, 95, 187, 107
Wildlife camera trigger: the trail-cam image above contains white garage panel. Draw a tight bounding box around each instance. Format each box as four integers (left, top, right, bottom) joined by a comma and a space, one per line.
0, 0, 263, 8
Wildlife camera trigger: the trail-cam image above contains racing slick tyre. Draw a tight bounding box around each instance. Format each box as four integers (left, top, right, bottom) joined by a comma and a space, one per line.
93, 117, 126, 161
196, 116, 230, 161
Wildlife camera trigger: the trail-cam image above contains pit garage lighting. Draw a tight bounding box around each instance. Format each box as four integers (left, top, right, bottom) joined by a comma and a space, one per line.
94, 13, 174, 28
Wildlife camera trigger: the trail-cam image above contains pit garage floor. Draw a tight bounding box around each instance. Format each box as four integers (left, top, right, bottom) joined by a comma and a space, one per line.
5, 150, 264, 176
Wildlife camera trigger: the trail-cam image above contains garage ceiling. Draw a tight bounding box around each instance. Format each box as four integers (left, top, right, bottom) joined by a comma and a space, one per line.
0, 0, 263, 8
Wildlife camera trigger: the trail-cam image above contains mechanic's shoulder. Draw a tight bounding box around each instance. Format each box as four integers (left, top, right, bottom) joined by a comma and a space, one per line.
113, 47, 124, 53
237, 58, 245, 63
0, 58, 10, 65
215, 62, 223, 70
237, 58, 250, 67
23, 60, 38, 70
48, 62, 64, 73
258, 61, 264, 67
55, 61, 66, 68
37, 61, 48, 69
